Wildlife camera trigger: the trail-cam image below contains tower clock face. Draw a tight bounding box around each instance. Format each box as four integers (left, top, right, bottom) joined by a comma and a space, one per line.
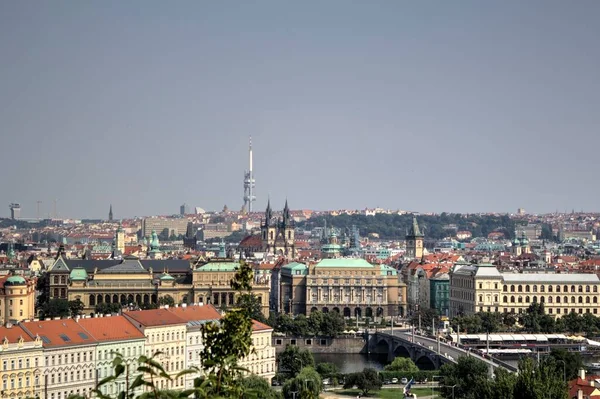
417, 241, 422, 248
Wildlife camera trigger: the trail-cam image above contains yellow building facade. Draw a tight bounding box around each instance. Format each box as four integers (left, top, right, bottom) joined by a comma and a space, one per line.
450, 263, 600, 317
0, 326, 43, 399
240, 321, 276, 383
0, 276, 36, 325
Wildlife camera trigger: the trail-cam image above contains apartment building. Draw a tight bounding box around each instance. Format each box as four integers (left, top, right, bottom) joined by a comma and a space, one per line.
19, 319, 98, 399
123, 309, 187, 392
141, 218, 188, 238
78, 316, 146, 397
450, 262, 600, 317
0, 325, 44, 399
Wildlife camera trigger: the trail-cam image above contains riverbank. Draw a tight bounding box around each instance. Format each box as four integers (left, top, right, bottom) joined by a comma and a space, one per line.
322, 387, 439, 399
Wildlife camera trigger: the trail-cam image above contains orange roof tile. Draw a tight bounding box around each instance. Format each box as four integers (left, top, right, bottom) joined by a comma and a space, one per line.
78, 316, 145, 342
124, 309, 186, 327
166, 305, 222, 322
0, 325, 33, 343
252, 320, 273, 332
20, 318, 97, 347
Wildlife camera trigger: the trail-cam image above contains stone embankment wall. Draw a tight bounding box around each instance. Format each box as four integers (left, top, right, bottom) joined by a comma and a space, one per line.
273, 336, 367, 354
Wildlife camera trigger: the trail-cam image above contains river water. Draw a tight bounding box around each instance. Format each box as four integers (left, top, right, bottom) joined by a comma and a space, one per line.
313, 353, 389, 374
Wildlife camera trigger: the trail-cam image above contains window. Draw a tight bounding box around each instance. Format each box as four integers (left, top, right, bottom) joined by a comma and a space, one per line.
525, 285, 530, 293
540, 285, 545, 292
579, 286, 583, 293
518, 285, 522, 292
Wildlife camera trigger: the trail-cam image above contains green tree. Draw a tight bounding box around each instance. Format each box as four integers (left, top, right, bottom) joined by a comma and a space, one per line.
68, 299, 85, 317
384, 357, 419, 372
315, 362, 339, 378
277, 345, 315, 377
158, 295, 175, 306
439, 356, 491, 399
95, 302, 121, 315
35, 272, 49, 307
197, 260, 256, 397
282, 367, 322, 399
308, 311, 325, 335
479, 312, 502, 333
549, 348, 584, 381
343, 368, 382, 396
290, 314, 310, 337
489, 368, 517, 399
236, 293, 267, 323
39, 298, 70, 319
410, 308, 438, 331
320, 312, 346, 337
241, 374, 282, 399
513, 357, 568, 399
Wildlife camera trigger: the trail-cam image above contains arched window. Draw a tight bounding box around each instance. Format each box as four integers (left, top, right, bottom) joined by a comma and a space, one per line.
586, 286, 590, 293
540, 285, 545, 293
533, 285, 537, 293
503, 296, 508, 303
518, 285, 523, 292
594, 297, 598, 304
548, 286, 553, 293
503, 286, 508, 292
571, 296, 576, 303
494, 295, 498, 302
526, 285, 530, 293
548, 296, 553, 303
564, 296, 568, 303
533, 296, 538, 303
586, 297, 590, 303
579, 286, 583, 293
510, 296, 515, 303
556, 296, 561, 303
556, 285, 561, 293
579, 296, 583, 303
518, 296, 523, 303
526, 296, 530, 303
89, 295, 95, 306
479, 295, 483, 302
571, 285, 576, 293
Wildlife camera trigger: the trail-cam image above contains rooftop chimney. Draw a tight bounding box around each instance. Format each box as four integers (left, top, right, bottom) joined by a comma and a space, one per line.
579, 369, 586, 380
578, 388, 583, 399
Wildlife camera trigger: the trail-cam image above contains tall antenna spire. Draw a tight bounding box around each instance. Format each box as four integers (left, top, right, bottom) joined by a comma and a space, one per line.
243, 136, 256, 212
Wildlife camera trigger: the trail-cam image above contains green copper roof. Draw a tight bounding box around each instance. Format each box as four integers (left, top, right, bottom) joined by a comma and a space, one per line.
380, 264, 397, 276
408, 216, 424, 237
5, 275, 26, 285
69, 268, 88, 281
281, 262, 308, 276
315, 259, 374, 268
160, 273, 175, 281
197, 262, 239, 272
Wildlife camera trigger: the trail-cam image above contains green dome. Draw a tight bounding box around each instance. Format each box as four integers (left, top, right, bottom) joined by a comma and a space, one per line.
5, 276, 26, 285
160, 273, 175, 281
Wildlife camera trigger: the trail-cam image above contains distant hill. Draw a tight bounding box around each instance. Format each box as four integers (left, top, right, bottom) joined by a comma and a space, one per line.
297, 213, 516, 240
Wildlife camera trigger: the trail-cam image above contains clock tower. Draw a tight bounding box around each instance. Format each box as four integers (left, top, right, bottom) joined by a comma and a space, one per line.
406, 216, 424, 259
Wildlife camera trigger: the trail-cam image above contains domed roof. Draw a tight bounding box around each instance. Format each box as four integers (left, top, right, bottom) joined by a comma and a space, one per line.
159, 273, 175, 281
5, 275, 26, 285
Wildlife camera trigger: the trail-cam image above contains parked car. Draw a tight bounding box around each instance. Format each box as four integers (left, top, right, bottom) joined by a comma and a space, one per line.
401, 378, 408, 384
391, 378, 398, 384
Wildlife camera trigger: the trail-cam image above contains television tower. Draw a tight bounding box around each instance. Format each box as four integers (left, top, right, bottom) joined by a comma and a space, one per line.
243, 136, 256, 212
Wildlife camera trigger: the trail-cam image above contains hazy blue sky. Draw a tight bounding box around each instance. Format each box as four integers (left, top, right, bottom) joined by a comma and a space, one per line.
1, 1, 599, 219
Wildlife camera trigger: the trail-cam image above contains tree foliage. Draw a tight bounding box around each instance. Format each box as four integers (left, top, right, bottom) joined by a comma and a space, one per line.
282, 367, 322, 399
158, 295, 175, 306
95, 302, 122, 315
315, 362, 339, 378
277, 345, 315, 377
236, 294, 266, 323
39, 298, 71, 319
343, 368, 382, 396
439, 356, 491, 399
298, 213, 516, 240
240, 375, 282, 399
384, 357, 419, 373
275, 311, 346, 337
513, 357, 568, 399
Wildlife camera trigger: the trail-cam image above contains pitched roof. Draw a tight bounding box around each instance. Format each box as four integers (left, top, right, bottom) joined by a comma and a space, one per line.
20, 319, 97, 348
124, 309, 186, 327
97, 258, 146, 274
0, 325, 34, 343
238, 235, 262, 248
78, 315, 145, 342
252, 320, 273, 332
167, 304, 222, 323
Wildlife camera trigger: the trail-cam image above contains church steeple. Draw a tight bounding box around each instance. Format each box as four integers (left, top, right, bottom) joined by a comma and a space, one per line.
283, 199, 291, 225
108, 204, 113, 221
265, 199, 273, 225
405, 215, 424, 259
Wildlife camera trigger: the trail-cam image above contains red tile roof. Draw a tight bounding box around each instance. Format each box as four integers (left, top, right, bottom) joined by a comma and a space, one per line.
124, 309, 186, 327
239, 235, 262, 248
20, 318, 97, 347
166, 305, 222, 322
252, 320, 273, 332
0, 325, 33, 343
78, 316, 145, 342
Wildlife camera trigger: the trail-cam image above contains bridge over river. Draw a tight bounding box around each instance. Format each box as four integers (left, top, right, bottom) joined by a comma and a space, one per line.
370, 329, 518, 376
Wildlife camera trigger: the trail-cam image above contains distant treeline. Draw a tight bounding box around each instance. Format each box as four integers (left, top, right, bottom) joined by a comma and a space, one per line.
298, 213, 517, 240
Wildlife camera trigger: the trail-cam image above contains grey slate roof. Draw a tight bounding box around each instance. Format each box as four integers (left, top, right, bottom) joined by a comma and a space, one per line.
97, 259, 146, 274
54, 259, 191, 274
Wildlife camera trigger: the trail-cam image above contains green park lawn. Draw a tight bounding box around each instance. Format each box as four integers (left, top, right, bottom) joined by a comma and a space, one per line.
334, 388, 439, 398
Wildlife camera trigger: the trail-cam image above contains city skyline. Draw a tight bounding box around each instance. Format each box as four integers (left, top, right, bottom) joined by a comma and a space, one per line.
1, 1, 600, 219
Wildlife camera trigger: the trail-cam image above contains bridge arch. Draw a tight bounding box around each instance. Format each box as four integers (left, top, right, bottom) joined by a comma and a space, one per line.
392, 344, 411, 359
372, 339, 391, 355
415, 355, 436, 370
